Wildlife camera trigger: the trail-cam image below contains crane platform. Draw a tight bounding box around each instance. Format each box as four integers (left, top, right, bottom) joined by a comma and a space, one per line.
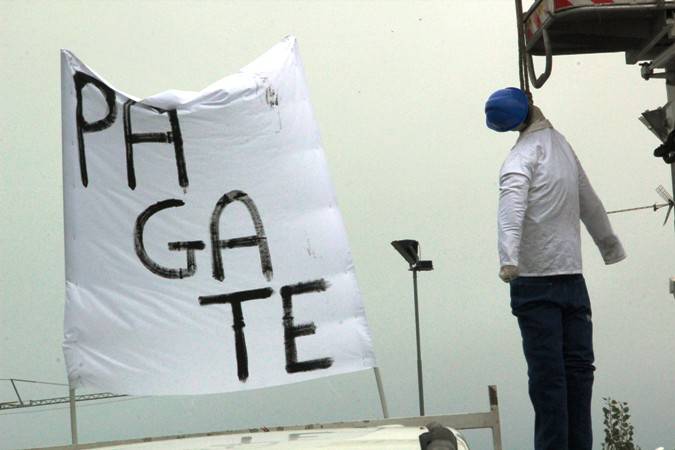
525, 0, 675, 60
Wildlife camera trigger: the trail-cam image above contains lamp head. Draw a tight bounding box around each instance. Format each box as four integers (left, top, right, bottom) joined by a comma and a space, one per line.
391, 239, 420, 266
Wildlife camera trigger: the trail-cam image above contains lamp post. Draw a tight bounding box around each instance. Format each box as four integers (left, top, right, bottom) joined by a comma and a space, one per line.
391, 239, 433, 417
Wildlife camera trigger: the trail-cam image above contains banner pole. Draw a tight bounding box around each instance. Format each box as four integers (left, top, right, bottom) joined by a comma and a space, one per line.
69, 385, 78, 448
373, 367, 389, 418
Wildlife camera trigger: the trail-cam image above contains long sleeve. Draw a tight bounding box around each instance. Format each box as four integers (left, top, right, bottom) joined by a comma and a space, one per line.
498, 150, 536, 268
576, 157, 626, 265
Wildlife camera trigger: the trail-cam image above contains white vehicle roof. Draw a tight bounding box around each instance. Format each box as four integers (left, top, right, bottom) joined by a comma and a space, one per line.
39, 425, 469, 450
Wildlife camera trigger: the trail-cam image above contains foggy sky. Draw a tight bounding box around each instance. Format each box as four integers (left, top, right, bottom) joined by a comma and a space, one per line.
1, 1, 673, 449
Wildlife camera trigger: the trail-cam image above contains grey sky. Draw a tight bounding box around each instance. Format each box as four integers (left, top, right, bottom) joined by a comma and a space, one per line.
1, 1, 673, 449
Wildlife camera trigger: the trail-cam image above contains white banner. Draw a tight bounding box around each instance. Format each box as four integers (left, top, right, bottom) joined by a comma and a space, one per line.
61, 36, 375, 395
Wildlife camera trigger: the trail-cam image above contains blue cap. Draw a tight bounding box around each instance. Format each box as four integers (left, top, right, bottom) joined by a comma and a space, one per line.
485, 88, 529, 132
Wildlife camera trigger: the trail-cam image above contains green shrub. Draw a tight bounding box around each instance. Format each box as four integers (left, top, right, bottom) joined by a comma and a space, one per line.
601, 397, 641, 450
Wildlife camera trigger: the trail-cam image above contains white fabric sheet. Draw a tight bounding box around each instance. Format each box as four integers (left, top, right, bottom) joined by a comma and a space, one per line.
61, 36, 375, 395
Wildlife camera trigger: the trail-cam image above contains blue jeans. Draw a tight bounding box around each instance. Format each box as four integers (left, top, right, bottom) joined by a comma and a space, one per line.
510, 274, 595, 450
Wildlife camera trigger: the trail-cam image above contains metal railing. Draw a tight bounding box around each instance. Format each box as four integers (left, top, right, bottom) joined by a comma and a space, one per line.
25, 385, 502, 450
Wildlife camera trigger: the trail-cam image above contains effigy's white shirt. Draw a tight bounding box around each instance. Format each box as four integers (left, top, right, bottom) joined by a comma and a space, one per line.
498, 120, 625, 276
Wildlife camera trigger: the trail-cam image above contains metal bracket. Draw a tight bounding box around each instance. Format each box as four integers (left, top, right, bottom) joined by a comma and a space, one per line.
639, 17, 675, 78
642, 41, 675, 79
628, 19, 675, 65
640, 105, 671, 142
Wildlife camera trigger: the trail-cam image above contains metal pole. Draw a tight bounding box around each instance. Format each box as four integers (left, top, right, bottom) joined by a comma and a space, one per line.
412, 268, 425, 416
372, 367, 389, 418
10, 379, 24, 406
665, 69, 675, 232
489, 385, 503, 450
69, 386, 78, 448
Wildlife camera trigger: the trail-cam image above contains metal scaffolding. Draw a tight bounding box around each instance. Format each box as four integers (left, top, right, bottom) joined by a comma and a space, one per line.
0, 378, 125, 410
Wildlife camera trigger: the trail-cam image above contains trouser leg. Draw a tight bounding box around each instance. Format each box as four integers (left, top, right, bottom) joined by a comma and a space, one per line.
511, 278, 568, 450
563, 276, 595, 450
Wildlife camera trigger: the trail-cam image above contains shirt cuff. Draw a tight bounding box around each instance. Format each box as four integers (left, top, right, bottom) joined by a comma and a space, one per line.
596, 235, 626, 265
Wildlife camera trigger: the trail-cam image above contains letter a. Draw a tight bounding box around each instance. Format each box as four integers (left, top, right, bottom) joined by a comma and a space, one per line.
210, 191, 273, 282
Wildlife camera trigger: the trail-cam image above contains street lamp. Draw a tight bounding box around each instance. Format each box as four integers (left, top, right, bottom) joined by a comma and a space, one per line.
391, 239, 433, 416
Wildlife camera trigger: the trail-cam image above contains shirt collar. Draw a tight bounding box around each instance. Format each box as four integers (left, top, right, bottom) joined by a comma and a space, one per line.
518, 105, 552, 139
